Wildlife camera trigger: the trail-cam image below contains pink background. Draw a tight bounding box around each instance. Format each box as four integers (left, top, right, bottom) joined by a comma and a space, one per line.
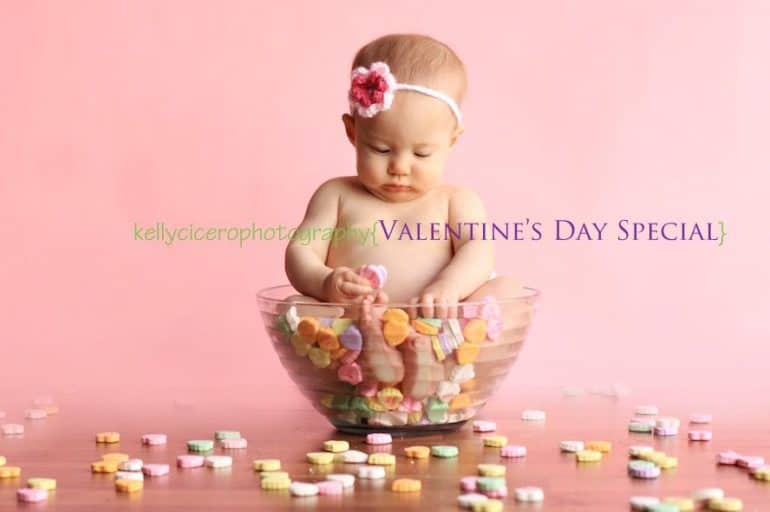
2, 1, 769, 413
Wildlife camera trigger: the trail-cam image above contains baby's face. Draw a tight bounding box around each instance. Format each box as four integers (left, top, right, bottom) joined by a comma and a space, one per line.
343, 91, 463, 203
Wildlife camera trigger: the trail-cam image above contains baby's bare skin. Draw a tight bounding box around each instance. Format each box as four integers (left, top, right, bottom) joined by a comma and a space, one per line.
328, 177, 457, 303
285, 89, 498, 316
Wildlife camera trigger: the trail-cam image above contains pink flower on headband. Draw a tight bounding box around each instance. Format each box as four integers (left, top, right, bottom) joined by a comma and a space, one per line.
349, 62, 396, 117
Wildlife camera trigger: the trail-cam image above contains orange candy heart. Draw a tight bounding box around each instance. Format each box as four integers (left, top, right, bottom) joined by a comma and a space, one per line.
297, 317, 320, 339
381, 308, 409, 324
316, 327, 340, 351
462, 318, 487, 344
383, 321, 410, 347
450, 393, 471, 410
456, 343, 480, 364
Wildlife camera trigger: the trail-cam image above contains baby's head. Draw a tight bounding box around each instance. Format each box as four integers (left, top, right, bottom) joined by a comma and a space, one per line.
342, 34, 467, 202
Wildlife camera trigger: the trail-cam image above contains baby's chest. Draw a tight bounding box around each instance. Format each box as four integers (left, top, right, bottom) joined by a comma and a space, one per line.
338, 199, 449, 233
329, 202, 454, 269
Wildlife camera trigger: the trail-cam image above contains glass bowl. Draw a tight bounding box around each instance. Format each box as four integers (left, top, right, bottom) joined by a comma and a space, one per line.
257, 284, 539, 435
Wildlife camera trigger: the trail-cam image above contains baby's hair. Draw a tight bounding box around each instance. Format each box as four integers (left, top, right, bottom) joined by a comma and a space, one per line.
351, 33, 468, 106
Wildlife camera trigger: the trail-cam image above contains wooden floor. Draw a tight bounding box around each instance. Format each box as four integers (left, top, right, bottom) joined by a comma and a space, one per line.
1, 396, 769, 510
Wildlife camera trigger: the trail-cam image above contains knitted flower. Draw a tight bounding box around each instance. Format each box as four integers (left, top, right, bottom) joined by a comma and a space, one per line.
348, 61, 396, 117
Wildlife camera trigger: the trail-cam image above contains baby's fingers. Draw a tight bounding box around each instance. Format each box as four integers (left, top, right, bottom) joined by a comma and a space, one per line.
435, 296, 450, 320
338, 280, 373, 298
407, 297, 419, 320
342, 269, 374, 288
419, 293, 435, 319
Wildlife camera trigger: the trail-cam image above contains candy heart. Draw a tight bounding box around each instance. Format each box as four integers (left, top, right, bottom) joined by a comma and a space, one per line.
340, 325, 363, 351
359, 264, 388, 289
338, 363, 363, 385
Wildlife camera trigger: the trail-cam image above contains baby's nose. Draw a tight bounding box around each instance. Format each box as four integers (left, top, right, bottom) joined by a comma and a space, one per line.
387, 156, 410, 176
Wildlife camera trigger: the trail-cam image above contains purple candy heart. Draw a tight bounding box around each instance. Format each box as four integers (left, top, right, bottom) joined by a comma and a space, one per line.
340, 325, 363, 351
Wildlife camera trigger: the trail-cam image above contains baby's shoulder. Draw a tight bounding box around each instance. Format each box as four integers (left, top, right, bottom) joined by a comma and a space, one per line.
307, 176, 361, 204
440, 183, 483, 203
441, 184, 486, 219
313, 176, 370, 197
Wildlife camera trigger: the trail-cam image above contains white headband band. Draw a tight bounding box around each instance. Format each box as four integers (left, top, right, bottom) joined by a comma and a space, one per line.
348, 61, 463, 125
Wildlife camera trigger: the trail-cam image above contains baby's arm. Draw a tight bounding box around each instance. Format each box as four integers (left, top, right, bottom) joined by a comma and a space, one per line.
412, 187, 494, 317
285, 179, 375, 302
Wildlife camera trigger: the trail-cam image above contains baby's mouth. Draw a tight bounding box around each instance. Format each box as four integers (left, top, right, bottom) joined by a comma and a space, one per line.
383, 184, 411, 192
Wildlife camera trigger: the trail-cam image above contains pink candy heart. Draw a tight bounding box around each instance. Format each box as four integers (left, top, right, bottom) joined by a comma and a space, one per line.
221, 437, 248, 449
142, 463, 170, 476
357, 381, 378, 397
358, 264, 388, 289
317, 480, 344, 495
17, 488, 48, 503
717, 450, 739, 465
366, 432, 392, 445
460, 476, 478, 492
340, 348, 361, 364
177, 455, 205, 468
338, 363, 363, 385
462, 304, 480, 318
141, 433, 167, 445
484, 487, 508, 498
486, 318, 503, 340
397, 397, 422, 413
501, 445, 527, 458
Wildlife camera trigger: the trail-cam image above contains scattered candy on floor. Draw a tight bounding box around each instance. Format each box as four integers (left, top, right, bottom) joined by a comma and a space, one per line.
141, 433, 168, 445
95, 431, 120, 443
521, 409, 546, 421
0, 398, 764, 510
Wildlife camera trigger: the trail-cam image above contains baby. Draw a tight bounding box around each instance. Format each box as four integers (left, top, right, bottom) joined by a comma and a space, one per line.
285, 33, 522, 315
281, 34, 526, 422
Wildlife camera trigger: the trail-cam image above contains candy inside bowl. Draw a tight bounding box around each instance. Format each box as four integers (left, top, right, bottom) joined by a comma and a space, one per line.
256, 284, 539, 435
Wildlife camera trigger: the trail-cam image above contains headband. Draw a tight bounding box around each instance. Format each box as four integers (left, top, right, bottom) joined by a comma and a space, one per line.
348, 61, 463, 125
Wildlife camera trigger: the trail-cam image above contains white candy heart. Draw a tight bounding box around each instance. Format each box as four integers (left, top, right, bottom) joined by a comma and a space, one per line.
437, 381, 460, 402
342, 450, 369, 464
559, 440, 584, 452
289, 481, 319, 496
326, 474, 355, 487
357, 465, 385, 479
457, 493, 489, 508
115, 470, 143, 481
450, 363, 475, 383
205, 455, 233, 468
118, 459, 143, 471
514, 486, 544, 502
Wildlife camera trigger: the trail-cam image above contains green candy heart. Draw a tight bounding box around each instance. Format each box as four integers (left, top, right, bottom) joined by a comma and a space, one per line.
476, 477, 506, 491
430, 445, 458, 458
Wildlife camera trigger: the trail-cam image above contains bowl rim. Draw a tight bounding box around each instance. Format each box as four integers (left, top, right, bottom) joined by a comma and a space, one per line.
256, 283, 540, 308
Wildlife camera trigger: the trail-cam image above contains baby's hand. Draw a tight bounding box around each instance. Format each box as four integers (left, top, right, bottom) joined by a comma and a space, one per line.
322, 266, 377, 303
409, 280, 461, 319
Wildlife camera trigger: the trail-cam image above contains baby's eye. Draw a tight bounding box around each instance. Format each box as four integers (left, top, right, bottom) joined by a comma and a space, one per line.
414, 152, 432, 158
370, 146, 390, 154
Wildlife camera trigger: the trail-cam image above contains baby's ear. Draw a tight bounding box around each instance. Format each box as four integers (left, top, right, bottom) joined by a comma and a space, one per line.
342, 113, 356, 146
450, 125, 465, 147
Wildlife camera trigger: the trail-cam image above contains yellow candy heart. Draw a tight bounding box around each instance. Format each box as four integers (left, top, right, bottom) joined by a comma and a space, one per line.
95, 432, 120, 443
308, 347, 331, 368
115, 478, 143, 493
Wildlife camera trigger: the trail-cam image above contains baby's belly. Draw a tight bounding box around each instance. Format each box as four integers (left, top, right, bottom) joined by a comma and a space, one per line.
327, 237, 453, 303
